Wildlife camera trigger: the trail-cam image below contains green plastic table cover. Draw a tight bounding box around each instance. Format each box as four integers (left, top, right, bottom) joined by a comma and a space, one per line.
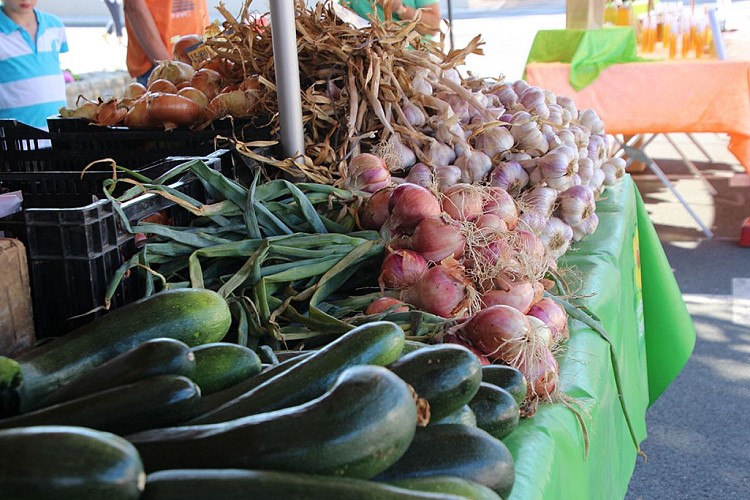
504, 176, 695, 499
525, 27, 641, 91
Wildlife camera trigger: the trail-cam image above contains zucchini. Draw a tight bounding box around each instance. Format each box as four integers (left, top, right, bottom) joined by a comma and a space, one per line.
189, 343, 262, 395
387, 476, 502, 500
127, 365, 418, 478
0, 288, 230, 415
374, 424, 515, 498
190, 352, 312, 417
190, 321, 405, 424
142, 469, 464, 500
0, 425, 145, 500
481, 364, 528, 406
468, 383, 520, 441
387, 344, 482, 421
0, 375, 200, 436
430, 404, 477, 427
34, 338, 196, 410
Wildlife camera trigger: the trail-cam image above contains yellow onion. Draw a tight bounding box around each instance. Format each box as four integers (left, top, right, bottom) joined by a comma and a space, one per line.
147, 60, 195, 87
147, 79, 178, 94
124, 82, 148, 99
146, 92, 203, 129
124, 96, 154, 129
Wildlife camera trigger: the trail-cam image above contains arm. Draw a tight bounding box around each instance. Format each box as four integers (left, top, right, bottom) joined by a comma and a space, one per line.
123, 0, 171, 64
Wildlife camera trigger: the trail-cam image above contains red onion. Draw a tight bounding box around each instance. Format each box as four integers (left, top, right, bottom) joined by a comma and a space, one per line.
401, 263, 471, 318
388, 183, 441, 235
442, 184, 484, 222
378, 249, 428, 291
443, 332, 491, 365
365, 296, 410, 315
346, 153, 391, 193
360, 187, 393, 230
475, 213, 508, 232
517, 347, 559, 399
528, 297, 569, 345
411, 216, 466, 262
481, 281, 536, 314
460, 304, 531, 362
483, 187, 518, 230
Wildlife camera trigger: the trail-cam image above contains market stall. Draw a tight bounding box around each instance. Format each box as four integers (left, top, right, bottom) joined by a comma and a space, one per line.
0, 2, 697, 499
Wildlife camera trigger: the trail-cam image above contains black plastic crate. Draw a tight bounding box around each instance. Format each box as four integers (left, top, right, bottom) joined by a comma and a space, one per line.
2, 156, 220, 339
47, 116, 270, 169
0, 148, 245, 209
0, 119, 55, 173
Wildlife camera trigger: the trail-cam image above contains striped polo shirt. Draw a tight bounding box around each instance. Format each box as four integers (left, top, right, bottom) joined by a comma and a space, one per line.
0, 9, 68, 130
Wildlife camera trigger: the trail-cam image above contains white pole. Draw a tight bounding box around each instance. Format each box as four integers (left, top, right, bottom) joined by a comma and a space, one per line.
269, 0, 305, 162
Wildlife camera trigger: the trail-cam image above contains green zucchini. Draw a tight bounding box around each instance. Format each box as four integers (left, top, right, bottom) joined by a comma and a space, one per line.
0, 375, 200, 436
468, 382, 520, 441
190, 321, 405, 424
0, 425, 145, 500
374, 424, 515, 498
481, 364, 528, 406
142, 469, 464, 500
127, 365, 417, 478
34, 338, 196, 410
430, 404, 477, 427
387, 344, 482, 421
387, 476, 502, 500
190, 352, 313, 417
0, 288, 230, 415
189, 343, 261, 395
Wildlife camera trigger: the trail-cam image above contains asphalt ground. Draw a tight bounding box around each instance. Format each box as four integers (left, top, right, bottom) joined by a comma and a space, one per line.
59, 2, 750, 498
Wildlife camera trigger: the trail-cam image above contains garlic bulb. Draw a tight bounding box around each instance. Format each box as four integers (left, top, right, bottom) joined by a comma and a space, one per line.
578, 157, 595, 184
456, 149, 493, 184
519, 87, 550, 120
540, 217, 574, 260
586, 134, 608, 168
489, 161, 530, 197
405, 163, 433, 188
510, 111, 548, 157
577, 108, 605, 135
601, 157, 627, 186
412, 75, 433, 96
402, 102, 426, 127
434, 165, 462, 191
422, 139, 457, 167
474, 125, 514, 158
557, 184, 596, 226
556, 95, 579, 121
491, 83, 519, 108
572, 212, 600, 241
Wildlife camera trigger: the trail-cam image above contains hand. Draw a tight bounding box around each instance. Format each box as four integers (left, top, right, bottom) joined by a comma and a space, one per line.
377, 0, 404, 12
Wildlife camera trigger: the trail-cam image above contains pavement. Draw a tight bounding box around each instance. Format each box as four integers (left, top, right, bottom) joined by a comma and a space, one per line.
58, 1, 750, 498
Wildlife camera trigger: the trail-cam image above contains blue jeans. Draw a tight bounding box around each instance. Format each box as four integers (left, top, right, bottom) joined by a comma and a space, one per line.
136, 66, 155, 87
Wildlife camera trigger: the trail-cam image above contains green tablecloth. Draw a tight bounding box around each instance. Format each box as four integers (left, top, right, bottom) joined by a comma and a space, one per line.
505, 176, 695, 499
525, 27, 641, 90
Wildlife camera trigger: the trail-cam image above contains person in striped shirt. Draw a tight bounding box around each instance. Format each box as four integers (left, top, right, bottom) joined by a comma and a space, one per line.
0, 0, 68, 131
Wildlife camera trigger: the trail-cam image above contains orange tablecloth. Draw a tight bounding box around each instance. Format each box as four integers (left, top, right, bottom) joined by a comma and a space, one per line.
525, 60, 750, 173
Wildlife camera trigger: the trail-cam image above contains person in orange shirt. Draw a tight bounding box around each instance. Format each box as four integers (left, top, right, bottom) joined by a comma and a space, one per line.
123, 0, 209, 85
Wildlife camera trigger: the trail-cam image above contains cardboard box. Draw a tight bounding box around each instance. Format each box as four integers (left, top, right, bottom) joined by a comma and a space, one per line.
0, 238, 35, 356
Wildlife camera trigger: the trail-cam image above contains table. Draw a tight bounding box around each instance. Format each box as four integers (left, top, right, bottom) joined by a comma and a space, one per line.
524, 58, 750, 173
505, 176, 695, 499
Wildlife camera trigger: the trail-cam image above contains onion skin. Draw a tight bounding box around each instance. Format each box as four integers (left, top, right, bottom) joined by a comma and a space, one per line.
124, 96, 155, 129
481, 281, 536, 314
93, 98, 127, 126
411, 216, 466, 263
360, 187, 393, 231
173, 34, 204, 66
346, 153, 391, 193
147, 60, 195, 87
378, 249, 428, 291
442, 183, 484, 222
483, 187, 518, 230
443, 332, 491, 366
461, 304, 530, 362
177, 87, 209, 110
148, 79, 178, 94
387, 183, 442, 235
401, 263, 471, 319
146, 92, 203, 129
365, 297, 409, 315
124, 82, 147, 99
189, 68, 223, 101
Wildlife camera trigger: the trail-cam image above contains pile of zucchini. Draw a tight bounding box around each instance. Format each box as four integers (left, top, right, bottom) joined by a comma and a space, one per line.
0, 288, 525, 500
